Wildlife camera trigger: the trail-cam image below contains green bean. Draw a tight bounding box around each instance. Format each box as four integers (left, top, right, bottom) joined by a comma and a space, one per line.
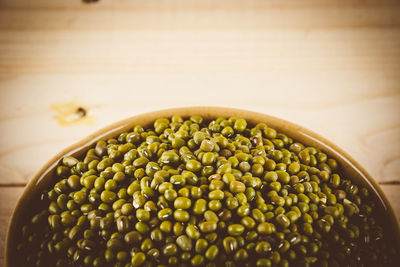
174, 210, 190, 222
131, 252, 146, 266
227, 224, 245, 236
255, 241, 271, 255
205, 245, 219, 261
223, 236, 238, 254
174, 197, 192, 209
162, 243, 178, 256
176, 235, 192, 251
199, 221, 217, 233
186, 225, 201, 240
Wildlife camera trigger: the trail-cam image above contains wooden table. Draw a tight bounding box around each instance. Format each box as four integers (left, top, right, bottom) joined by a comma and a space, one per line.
1, 0, 399, 262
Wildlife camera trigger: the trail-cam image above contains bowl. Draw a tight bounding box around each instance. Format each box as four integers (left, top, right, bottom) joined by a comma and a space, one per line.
5, 106, 400, 266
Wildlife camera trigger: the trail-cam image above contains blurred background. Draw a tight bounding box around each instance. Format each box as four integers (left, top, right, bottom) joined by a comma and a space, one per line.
0, 0, 399, 261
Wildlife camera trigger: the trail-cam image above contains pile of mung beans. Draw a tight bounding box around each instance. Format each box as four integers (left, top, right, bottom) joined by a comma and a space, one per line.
16, 115, 399, 267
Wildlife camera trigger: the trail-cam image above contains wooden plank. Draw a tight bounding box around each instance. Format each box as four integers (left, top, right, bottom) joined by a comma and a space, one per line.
0, 81, 399, 186
0, 187, 24, 262
381, 184, 400, 223
1, 0, 399, 32
0, 1, 399, 186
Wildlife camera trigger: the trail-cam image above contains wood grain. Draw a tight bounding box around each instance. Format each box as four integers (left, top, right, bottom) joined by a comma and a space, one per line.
0, 0, 399, 263
0, 0, 399, 186
0, 187, 24, 262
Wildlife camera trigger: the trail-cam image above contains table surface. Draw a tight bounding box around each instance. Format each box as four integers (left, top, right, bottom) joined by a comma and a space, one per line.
1, 0, 400, 262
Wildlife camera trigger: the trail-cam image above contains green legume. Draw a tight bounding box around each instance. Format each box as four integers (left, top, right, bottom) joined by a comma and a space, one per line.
234, 119, 247, 133
209, 189, 224, 200
223, 236, 238, 254
160, 220, 172, 233
195, 238, 208, 253
100, 190, 116, 204
199, 221, 217, 233
257, 222, 275, 235
160, 151, 180, 164
191, 254, 205, 266
131, 252, 146, 266
173, 210, 190, 222
162, 243, 178, 256
241, 216, 256, 229
227, 224, 245, 236
208, 199, 222, 211
174, 197, 191, 209
275, 214, 291, 228
205, 245, 219, 261
193, 199, 207, 215
255, 241, 271, 255
229, 181, 246, 193
176, 235, 192, 251
186, 160, 202, 172
124, 231, 142, 244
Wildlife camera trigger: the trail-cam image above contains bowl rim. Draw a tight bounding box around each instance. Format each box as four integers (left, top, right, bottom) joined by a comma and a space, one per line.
5, 106, 400, 266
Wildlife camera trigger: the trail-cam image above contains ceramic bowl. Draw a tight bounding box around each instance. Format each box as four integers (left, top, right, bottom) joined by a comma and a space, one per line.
5, 107, 400, 266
